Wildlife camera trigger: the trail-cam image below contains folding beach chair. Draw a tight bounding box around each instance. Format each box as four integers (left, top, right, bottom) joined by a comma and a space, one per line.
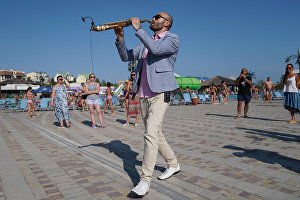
10, 99, 28, 112
198, 94, 208, 104
111, 96, 118, 108
183, 93, 192, 105
273, 91, 284, 100
170, 93, 183, 106
38, 98, 51, 111
99, 96, 106, 108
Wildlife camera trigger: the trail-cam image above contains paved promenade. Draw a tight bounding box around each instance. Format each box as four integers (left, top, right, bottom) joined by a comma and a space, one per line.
0, 99, 299, 200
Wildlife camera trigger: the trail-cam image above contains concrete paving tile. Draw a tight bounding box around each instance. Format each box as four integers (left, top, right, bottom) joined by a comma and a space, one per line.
1, 100, 300, 199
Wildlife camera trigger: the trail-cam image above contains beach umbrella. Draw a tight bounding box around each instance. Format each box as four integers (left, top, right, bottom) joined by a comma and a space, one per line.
34, 86, 52, 93
201, 76, 238, 87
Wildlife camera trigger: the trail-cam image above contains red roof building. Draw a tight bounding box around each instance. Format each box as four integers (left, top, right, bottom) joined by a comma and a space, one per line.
0, 69, 25, 82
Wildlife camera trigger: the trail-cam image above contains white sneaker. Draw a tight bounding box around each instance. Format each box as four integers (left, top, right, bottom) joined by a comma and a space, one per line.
158, 164, 180, 180
131, 180, 150, 196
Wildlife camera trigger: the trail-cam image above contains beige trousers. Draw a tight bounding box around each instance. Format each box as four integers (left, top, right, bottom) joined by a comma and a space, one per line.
139, 93, 178, 183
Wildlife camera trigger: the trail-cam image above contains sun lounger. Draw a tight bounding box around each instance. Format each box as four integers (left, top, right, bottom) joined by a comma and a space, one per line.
273, 91, 284, 100
37, 98, 52, 111
198, 94, 209, 104
99, 96, 106, 108
170, 93, 183, 106
183, 93, 192, 105
2, 99, 27, 112
111, 96, 118, 108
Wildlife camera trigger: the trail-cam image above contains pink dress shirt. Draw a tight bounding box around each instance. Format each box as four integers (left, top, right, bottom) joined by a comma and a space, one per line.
138, 31, 168, 98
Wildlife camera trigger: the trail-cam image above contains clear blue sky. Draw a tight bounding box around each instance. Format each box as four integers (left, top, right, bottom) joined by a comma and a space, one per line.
1, 0, 299, 84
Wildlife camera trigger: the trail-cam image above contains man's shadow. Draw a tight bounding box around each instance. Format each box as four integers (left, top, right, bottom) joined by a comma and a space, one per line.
236, 127, 300, 143
223, 145, 300, 174
206, 113, 286, 122
79, 140, 164, 186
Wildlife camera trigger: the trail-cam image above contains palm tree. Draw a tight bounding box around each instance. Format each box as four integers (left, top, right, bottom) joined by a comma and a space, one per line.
285, 49, 300, 72
247, 70, 256, 80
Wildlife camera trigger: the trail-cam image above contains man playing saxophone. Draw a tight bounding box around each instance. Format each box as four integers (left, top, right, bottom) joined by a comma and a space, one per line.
114, 12, 180, 196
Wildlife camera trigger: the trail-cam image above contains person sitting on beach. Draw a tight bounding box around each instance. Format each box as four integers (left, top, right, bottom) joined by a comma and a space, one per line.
102, 82, 115, 115
209, 83, 217, 104
85, 73, 105, 128
178, 86, 184, 100
185, 86, 191, 93
24, 87, 36, 118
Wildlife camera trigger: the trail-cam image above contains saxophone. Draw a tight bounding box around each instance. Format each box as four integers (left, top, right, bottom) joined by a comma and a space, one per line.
82, 16, 150, 32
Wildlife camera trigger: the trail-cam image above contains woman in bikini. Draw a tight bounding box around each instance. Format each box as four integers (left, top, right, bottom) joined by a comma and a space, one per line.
24, 87, 36, 118
209, 83, 217, 104
102, 82, 115, 115
221, 81, 228, 104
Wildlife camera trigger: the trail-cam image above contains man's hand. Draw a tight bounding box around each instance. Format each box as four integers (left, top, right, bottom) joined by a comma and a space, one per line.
114, 27, 124, 42
130, 17, 141, 31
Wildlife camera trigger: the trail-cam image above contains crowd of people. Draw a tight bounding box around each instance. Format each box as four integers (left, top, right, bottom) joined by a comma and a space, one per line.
1, 11, 299, 198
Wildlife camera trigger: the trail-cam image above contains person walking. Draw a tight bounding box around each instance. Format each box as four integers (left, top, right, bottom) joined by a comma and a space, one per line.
80, 83, 88, 111
221, 81, 229, 104
235, 68, 252, 119
85, 73, 105, 128
283, 64, 300, 123
263, 77, 275, 103
24, 87, 36, 118
102, 82, 115, 115
115, 12, 180, 196
122, 81, 129, 112
50, 76, 71, 128
122, 72, 140, 127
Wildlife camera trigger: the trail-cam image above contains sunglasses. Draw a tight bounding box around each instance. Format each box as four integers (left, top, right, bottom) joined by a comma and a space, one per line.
131, 74, 135, 76
153, 15, 168, 21
58, 79, 63, 81
90, 76, 95, 78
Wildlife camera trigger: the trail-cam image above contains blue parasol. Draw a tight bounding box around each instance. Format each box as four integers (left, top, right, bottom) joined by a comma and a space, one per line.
34, 86, 52, 93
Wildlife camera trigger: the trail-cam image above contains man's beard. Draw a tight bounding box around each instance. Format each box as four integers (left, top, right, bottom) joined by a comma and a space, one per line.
149, 24, 163, 31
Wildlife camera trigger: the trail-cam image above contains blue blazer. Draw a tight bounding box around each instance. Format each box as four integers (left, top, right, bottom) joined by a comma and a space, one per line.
115, 29, 179, 94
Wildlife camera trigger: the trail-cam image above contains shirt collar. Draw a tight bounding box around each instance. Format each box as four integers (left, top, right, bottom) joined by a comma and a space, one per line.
152, 31, 168, 40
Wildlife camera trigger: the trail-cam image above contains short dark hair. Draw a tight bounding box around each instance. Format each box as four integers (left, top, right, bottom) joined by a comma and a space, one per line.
57, 75, 63, 81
